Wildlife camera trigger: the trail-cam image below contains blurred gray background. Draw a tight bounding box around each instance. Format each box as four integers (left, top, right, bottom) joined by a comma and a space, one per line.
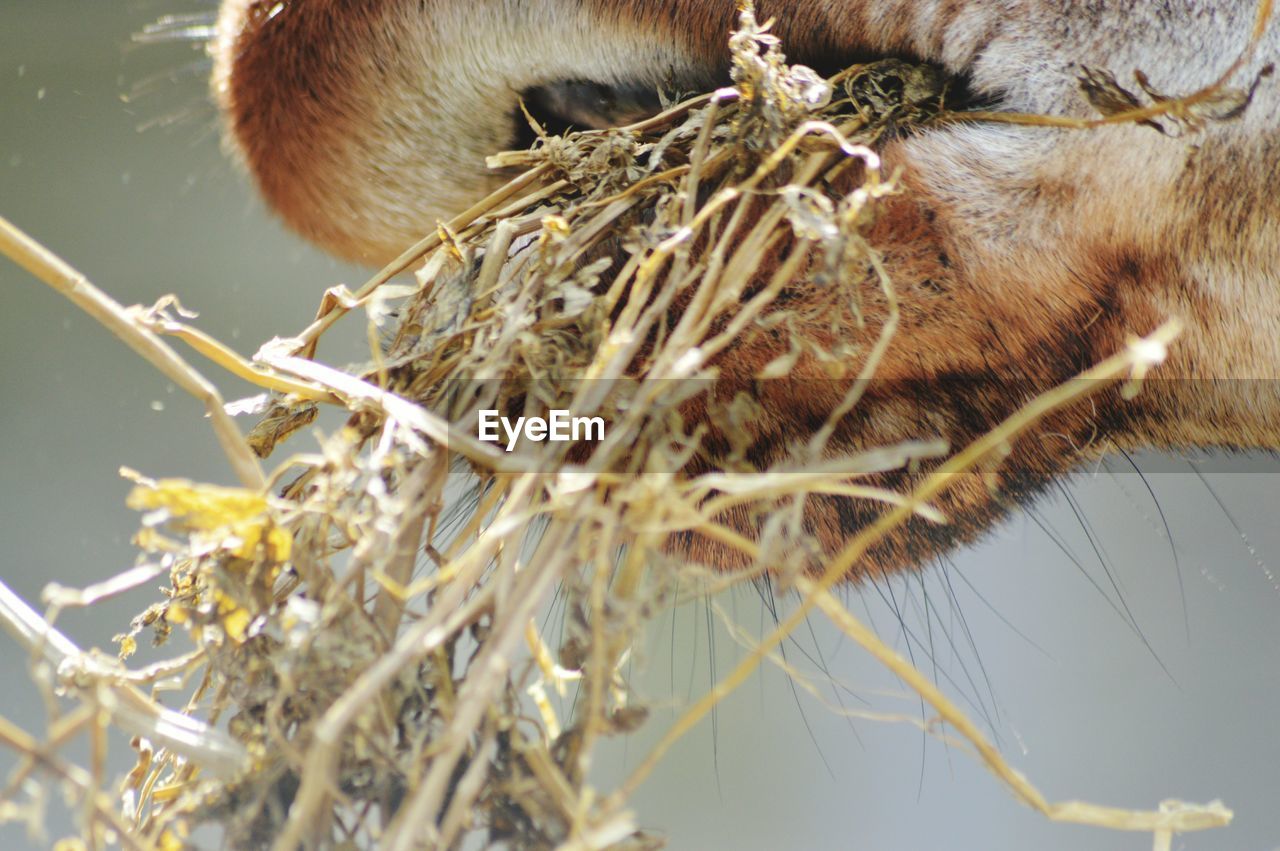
1, 2, 1277, 849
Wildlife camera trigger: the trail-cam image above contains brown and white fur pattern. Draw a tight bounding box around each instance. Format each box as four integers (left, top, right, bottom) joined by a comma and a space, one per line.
212, 0, 1280, 577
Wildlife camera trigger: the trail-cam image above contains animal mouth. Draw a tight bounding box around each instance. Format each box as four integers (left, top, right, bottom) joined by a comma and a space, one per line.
514, 60, 990, 154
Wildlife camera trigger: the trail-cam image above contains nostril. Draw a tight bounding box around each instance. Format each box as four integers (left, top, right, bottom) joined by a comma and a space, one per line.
513, 79, 667, 149
846, 59, 994, 115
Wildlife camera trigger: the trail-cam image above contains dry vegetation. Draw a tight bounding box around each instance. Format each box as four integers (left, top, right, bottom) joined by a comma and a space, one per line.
2, 6, 1264, 849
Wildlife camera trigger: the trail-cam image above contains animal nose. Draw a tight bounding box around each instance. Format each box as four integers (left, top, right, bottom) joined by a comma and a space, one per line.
210, 0, 720, 265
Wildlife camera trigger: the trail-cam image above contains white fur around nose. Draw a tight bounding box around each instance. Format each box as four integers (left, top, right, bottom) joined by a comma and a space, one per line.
326, 0, 707, 261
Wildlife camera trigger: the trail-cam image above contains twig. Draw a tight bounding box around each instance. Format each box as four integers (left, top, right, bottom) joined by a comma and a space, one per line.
0, 578, 246, 777
288, 165, 553, 356
0, 215, 265, 489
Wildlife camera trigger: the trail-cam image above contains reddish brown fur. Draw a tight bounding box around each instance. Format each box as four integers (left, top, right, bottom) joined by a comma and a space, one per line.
215, 1, 378, 257
672, 174, 1184, 575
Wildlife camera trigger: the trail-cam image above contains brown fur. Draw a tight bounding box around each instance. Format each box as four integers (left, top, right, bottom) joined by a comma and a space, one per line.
212, 0, 1280, 577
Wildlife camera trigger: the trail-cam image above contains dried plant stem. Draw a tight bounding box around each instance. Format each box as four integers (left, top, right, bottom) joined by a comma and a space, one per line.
270, 477, 542, 849
0, 577, 246, 776
142, 314, 339, 403
946, 0, 1273, 132
0, 215, 265, 490
267, 354, 536, 473
802, 578, 1231, 833
383, 514, 579, 851
369, 452, 446, 641
437, 727, 499, 846
0, 714, 151, 851
290, 164, 553, 356
1, 704, 94, 804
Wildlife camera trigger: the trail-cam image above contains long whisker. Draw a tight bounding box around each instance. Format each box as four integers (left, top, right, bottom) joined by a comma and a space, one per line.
132, 12, 218, 45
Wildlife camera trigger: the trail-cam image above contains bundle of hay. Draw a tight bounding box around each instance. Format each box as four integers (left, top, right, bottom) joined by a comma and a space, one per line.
146, 20, 940, 846
0, 8, 1227, 850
